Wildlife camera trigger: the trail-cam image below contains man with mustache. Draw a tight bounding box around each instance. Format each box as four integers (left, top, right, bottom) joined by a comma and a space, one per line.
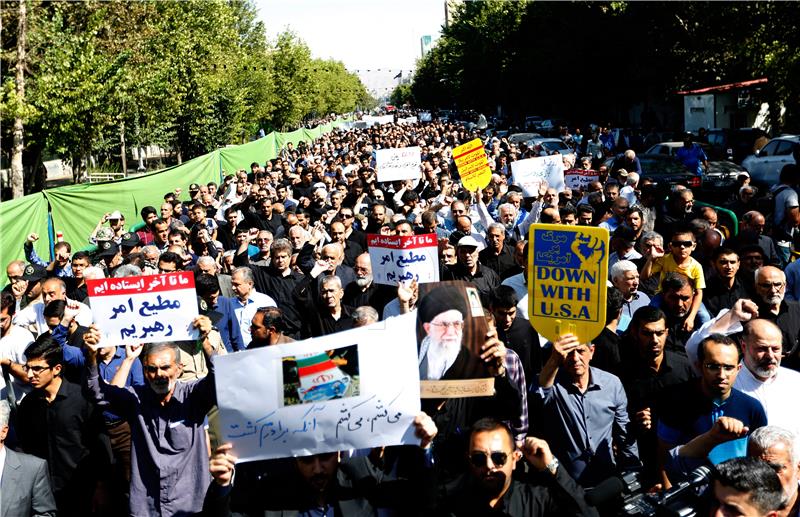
84, 316, 218, 516
750, 266, 800, 370
440, 418, 597, 516
686, 299, 800, 439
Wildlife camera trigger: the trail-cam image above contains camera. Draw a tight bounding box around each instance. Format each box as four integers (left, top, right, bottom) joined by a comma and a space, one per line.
588, 466, 712, 516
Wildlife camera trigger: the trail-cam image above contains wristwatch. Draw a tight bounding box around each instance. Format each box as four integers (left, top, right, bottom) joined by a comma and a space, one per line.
543, 457, 559, 476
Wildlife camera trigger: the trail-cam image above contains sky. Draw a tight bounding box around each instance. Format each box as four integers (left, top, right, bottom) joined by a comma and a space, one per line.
255, 0, 445, 97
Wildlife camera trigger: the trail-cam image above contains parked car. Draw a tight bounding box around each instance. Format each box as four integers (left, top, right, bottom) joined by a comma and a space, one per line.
525, 116, 543, 131
706, 128, 769, 163
527, 137, 572, 155
645, 141, 746, 196
742, 135, 800, 188
606, 154, 701, 190
509, 132, 542, 145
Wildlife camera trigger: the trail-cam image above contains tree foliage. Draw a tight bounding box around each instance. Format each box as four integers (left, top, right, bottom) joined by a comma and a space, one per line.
0, 0, 370, 196
411, 1, 800, 132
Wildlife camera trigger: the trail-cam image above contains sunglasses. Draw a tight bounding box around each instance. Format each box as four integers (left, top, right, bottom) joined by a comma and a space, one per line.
670, 240, 693, 248
469, 451, 509, 468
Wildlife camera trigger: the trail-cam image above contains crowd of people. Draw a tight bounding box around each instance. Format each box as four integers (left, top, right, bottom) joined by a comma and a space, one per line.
1, 116, 800, 516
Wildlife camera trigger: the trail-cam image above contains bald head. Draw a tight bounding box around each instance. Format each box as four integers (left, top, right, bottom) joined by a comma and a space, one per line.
742, 319, 783, 380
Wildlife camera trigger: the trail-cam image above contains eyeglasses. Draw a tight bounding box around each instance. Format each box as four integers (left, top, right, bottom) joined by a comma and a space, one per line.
703, 363, 738, 373
340, 213, 354, 218
430, 321, 463, 330
670, 240, 693, 248
24, 364, 52, 374
758, 282, 785, 290
469, 451, 509, 469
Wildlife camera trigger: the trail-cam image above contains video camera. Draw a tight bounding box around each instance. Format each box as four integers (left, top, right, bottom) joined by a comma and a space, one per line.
586, 465, 712, 517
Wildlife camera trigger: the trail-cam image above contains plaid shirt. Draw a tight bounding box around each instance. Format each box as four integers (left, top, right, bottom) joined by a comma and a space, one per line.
504, 349, 528, 444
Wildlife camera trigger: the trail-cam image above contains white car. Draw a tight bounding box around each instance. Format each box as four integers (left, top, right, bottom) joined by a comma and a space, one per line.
742, 135, 799, 186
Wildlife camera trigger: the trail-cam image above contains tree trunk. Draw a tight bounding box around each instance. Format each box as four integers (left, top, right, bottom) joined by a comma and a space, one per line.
119, 121, 127, 175
10, 0, 28, 198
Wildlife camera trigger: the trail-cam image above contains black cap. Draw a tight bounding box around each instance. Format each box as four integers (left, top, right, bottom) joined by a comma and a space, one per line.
120, 232, 141, 248
189, 183, 200, 191
21, 263, 47, 282
97, 240, 120, 258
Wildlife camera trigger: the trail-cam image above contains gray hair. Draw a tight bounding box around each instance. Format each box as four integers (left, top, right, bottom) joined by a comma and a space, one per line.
319, 274, 342, 292
497, 202, 517, 217
640, 231, 663, 246
112, 264, 143, 278
196, 256, 218, 270
609, 260, 638, 282
352, 306, 379, 326
142, 245, 161, 260
626, 172, 639, 187
142, 341, 180, 364
83, 266, 106, 280
749, 426, 800, 465
232, 266, 254, 284
487, 222, 506, 234
0, 400, 9, 428
271, 238, 292, 255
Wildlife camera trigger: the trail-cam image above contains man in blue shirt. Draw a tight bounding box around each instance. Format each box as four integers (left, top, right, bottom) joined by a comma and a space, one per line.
533, 333, 640, 488
656, 333, 767, 487
676, 133, 709, 176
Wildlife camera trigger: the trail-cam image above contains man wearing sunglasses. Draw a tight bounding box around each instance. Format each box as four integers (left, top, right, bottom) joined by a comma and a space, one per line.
441, 418, 597, 516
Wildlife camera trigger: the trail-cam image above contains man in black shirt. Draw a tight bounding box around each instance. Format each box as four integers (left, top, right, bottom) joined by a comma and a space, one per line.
488, 286, 541, 387
617, 306, 695, 485
704, 247, 750, 318
17, 336, 108, 516
440, 418, 597, 516
752, 265, 800, 369
442, 236, 500, 305
479, 222, 517, 278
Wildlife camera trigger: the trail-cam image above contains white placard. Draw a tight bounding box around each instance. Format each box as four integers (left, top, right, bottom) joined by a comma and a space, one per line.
376, 146, 421, 182
215, 314, 421, 462
362, 115, 394, 126
510, 155, 566, 196
419, 112, 432, 122
86, 272, 199, 345
397, 116, 418, 125
564, 168, 600, 191
367, 233, 439, 285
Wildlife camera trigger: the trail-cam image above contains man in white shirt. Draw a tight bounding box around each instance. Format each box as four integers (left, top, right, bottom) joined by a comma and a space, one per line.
0, 292, 34, 401
222, 266, 275, 347
11, 277, 91, 337
685, 299, 800, 437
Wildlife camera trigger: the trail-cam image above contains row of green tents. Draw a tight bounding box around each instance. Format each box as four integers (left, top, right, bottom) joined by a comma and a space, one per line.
0, 119, 352, 270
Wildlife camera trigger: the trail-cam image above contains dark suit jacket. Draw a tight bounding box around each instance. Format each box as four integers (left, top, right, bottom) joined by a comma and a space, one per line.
1, 447, 57, 517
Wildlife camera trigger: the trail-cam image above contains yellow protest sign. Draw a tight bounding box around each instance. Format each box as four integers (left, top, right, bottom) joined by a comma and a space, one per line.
527, 224, 609, 344
453, 138, 491, 191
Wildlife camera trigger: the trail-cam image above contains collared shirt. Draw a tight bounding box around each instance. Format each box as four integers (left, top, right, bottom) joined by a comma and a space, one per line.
534, 367, 640, 487
85, 360, 216, 517
619, 291, 651, 332
224, 291, 276, 347
478, 242, 517, 278
0, 325, 34, 401
17, 380, 105, 494
704, 277, 750, 318
608, 248, 643, 269
441, 263, 500, 304
97, 346, 145, 423
0, 444, 5, 488
501, 272, 530, 320
504, 349, 529, 443
735, 365, 800, 438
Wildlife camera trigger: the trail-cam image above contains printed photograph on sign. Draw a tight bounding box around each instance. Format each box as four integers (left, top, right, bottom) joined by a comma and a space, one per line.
416, 280, 490, 393
281, 344, 360, 407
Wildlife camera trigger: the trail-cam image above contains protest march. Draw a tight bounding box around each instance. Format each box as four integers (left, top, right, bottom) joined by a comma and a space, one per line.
3, 111, 800, 517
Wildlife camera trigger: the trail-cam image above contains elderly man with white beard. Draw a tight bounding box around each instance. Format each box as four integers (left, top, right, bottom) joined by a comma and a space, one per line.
686, 299, 800, 438
750, 266, 800, 369
748, 426, 800, 517
342, 253, 394, 315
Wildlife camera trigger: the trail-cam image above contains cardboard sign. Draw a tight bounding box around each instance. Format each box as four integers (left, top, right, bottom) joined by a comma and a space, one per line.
511, 155, 566, 196
367, 233, 439, 285
564, 168, 600, 191
453, 138, 491, 191
375, 146, 421, 182
87, 272, 199, 346
416, 281, 492, 398
215, 314, 421, 462
527, 224, 609, 344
